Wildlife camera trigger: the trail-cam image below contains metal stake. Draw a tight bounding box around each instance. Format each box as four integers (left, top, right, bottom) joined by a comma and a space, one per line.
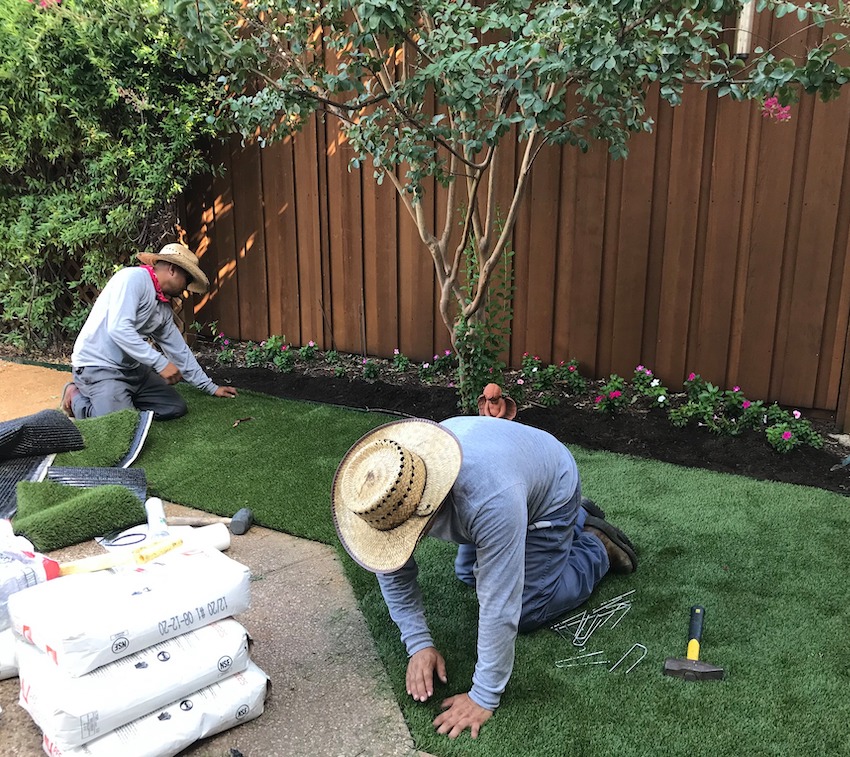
609, 643, 647, 674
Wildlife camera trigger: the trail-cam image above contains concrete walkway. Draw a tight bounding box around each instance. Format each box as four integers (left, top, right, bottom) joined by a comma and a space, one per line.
0, 360, 433, 757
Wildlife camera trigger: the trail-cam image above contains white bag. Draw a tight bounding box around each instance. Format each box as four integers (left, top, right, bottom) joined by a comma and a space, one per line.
18, 618, 250, 748
42, 661, 269, 757
0, 627, 16, 679
9, 548, 250, 676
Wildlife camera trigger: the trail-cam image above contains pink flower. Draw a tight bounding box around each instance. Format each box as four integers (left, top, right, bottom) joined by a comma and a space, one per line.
793, 410, 801, 420
517, 378, 525, 385
636, 365, 644, 372
609, 390, 622, 399
762, 96, 792, 122
223, 339, 229, 346
688, 372, 696, 382
733, 386, 740, 393
782, 430, 793, 441
595, 395, 603, 404
393, 348, 399, 355
742, 400, 751, 409
362, 358, 367, 364
445, 349, 451, 356
646, 369, 652, 376
281, 344, 289, 351
308, 340, 315, 347
569, 365, 576, 372
218, 332, 225, 338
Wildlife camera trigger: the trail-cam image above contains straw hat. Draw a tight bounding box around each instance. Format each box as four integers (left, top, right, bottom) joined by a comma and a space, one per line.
137, 243, 209, 295
332, 419, 462, 573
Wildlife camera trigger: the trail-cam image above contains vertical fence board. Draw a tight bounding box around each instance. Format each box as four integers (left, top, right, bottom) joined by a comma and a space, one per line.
261, 137, 300, 340
292, 122, 325, 347
608, 123, 657, 378
520, 142, 561, 361
325, 119, 365, 355
654, 92, 708, 384
779, 93, 850, 406
362, 167, 399, 358
229, 140, 269, 342
207, 139, 240, 337
566, 142, 608, 375
693, 95, 750, 385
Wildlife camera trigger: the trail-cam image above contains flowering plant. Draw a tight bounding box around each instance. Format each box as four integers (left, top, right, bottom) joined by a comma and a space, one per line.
431, 349, 456, 376
299, 340, 318, 360
594, 375, 627, 414
558, 359, 586, 395
762, 96, 792, 122
273, 344, 295, 372
362, 358, 379, 381
631, 365, 669, 406
214, 330, 235, 365
392, 348, 411, 372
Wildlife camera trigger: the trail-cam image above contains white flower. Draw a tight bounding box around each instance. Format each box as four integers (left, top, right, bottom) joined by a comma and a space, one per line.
651, 378, 660, 387
657, 395, 666, 403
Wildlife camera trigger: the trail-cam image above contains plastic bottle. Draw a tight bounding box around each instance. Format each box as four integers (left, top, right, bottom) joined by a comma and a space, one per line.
144, 497, 170, 540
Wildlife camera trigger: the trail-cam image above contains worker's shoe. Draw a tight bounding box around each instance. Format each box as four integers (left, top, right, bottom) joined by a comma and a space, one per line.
60, 381, 79, 418
580, 496, 606, 520
584, 516, 637, 574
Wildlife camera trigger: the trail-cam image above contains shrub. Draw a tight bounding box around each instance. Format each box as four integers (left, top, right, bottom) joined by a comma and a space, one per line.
0, 0, 219, 348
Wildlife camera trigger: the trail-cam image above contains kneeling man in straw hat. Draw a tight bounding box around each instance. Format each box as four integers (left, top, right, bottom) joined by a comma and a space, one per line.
61, 243, 238, 420
333, 415, 636, 739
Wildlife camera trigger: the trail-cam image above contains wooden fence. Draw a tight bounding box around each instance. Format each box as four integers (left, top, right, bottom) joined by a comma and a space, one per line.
183, 13, 850, 428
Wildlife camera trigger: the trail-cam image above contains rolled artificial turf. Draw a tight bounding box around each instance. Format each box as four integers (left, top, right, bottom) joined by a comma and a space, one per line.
13, 480, 145, 552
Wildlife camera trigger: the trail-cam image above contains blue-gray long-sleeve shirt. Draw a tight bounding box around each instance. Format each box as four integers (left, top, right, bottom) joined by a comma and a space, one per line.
71, 267, 218, 394
376, 415, 579, 710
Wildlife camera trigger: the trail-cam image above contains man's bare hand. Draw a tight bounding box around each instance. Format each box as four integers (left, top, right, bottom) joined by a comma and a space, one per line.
159, 362, 183, 385
214, 386, 238, 398
433, 693, 493, 740
406, 647, 447, 703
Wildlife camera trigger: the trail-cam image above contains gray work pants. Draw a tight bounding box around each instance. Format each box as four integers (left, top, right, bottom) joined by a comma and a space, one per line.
71, 364, 187, 420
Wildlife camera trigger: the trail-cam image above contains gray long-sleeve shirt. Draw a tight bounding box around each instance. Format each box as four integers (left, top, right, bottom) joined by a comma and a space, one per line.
376, 415, 579, 711
71, 267, 218, 394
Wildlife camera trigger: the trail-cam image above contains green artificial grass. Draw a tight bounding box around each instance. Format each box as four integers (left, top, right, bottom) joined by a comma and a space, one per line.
54, 409, 141, 468
66, 386, 850, 756
14, 480, 145, 552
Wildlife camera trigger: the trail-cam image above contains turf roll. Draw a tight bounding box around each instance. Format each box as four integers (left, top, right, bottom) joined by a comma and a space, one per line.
12, 480, 146, 552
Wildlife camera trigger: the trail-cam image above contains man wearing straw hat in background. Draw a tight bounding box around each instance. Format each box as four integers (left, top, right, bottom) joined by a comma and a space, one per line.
60, 243, 238, 420
332, 415, 637, 740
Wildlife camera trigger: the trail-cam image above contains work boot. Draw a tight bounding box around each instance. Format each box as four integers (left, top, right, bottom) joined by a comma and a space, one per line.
60, 381, 79, 418
583, 516, 637, 574
580, 496, 606, 520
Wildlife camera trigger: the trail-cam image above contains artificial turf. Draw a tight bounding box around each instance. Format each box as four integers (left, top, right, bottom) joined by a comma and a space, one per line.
58, 386, 850, 756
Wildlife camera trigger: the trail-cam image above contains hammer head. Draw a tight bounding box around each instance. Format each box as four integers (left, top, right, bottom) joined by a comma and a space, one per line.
663, 657, 725, 681
229, 507, 254, 535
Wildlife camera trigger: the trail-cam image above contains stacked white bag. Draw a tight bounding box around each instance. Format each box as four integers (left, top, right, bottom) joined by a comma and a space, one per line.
8, 547, 269, 757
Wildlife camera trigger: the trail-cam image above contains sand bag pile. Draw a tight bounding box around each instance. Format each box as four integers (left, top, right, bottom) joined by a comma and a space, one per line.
8, 548, 269, 756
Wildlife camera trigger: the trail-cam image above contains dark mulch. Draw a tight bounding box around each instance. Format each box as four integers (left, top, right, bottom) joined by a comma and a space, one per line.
201, 356, 850, 497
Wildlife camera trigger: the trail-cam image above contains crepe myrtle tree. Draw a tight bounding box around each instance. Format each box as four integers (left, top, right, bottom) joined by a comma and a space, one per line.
166, 0, 849, 361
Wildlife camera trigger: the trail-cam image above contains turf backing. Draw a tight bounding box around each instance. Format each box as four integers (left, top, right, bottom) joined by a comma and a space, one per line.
63, 388, 850, 756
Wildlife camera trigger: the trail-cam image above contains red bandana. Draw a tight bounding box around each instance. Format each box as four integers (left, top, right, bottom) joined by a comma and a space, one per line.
140, 264, 169, 302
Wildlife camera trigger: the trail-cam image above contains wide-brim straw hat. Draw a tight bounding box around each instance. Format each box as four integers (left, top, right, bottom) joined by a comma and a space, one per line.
137, 243, 209, 295
332, 419, 462, 573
